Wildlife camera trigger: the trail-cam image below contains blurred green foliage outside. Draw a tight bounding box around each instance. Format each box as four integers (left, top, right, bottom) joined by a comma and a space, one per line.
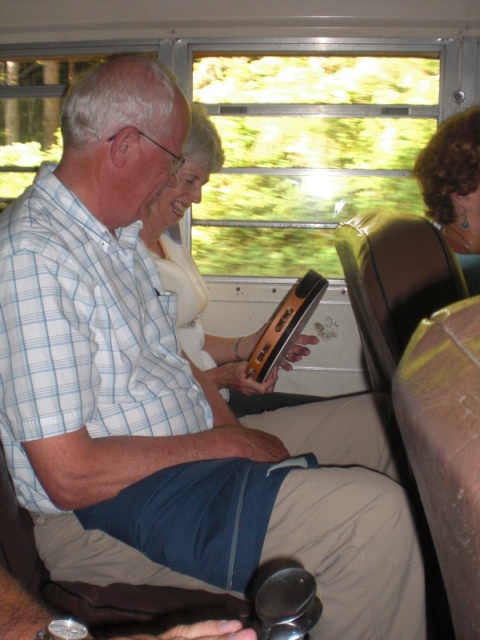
0, 54, 439, 278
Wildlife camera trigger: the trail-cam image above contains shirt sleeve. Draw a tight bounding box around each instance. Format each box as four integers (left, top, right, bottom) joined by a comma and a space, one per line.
0, 250, 99, 441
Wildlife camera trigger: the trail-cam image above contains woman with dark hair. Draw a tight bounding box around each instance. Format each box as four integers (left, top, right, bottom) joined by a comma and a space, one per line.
413, 105, 480, 295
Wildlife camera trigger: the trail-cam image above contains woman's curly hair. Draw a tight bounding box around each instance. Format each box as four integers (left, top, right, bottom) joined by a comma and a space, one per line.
413, 106, 480, 224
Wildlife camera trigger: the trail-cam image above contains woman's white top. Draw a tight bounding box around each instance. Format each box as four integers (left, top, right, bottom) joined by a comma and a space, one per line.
153, 225, 229, 400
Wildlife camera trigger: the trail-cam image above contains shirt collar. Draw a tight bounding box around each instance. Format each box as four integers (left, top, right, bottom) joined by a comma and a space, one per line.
35, 162, 143, 253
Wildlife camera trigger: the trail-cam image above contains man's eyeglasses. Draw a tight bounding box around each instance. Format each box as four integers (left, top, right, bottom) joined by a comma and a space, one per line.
106, 129, 185, 175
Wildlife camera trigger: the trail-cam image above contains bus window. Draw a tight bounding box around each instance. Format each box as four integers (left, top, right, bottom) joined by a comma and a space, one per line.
191, 53, 440, 279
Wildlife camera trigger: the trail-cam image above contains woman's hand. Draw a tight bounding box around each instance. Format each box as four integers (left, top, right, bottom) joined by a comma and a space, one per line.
203, 325, 318, 379
237, 327, 319, 370
280, 333, 319, 371
206, 362, 278, 395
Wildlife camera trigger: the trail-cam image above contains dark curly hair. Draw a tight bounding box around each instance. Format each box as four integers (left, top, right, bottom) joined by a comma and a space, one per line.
412, 106, 480, 224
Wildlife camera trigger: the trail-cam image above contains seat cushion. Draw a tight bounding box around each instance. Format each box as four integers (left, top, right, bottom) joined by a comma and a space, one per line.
44, 579, 252, 629
335, 211, 468, 390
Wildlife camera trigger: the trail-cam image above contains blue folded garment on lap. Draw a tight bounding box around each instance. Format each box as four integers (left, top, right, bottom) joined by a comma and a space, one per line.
75, 454, 318, 592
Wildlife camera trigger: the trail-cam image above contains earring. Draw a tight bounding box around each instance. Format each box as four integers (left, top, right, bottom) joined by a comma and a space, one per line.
461, 207, 469, 229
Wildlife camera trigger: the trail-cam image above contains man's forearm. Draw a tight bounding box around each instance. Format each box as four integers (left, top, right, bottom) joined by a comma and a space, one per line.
24, 427, 239, 511
22, 355, 286, 512
24, 420, 289, 512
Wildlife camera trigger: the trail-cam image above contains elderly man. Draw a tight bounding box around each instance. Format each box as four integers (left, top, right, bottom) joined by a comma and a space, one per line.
0, 56, 425, 640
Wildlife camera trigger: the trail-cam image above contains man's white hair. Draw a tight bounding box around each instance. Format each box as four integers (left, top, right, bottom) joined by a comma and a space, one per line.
61, 56, 179, 149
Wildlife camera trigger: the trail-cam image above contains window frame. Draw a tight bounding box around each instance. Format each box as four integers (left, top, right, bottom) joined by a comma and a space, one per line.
169, 36, 478, 283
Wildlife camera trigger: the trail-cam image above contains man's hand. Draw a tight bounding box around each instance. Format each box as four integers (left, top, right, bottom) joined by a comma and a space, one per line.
112, 619, 256, 640
211, 424, 289, 463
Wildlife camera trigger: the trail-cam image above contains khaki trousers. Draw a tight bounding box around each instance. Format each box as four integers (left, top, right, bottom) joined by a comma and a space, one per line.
34, 393, 425, 640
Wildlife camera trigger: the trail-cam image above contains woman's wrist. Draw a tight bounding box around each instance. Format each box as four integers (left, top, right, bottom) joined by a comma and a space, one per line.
207, 365, 230, 389
234, 337, 243, 361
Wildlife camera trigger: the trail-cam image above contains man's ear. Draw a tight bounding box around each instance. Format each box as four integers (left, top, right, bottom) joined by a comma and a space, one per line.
108, 126, 140, 169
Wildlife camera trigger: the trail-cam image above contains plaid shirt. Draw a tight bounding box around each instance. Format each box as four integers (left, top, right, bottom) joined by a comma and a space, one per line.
0, 163, 213, 515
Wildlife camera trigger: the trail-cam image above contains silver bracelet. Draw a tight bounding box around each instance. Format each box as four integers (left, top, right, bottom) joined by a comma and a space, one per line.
234, 336, 243, 361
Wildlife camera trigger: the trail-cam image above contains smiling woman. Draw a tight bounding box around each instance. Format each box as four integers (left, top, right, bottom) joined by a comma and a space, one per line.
140, 103, 322, 415
141, 104, 222, 234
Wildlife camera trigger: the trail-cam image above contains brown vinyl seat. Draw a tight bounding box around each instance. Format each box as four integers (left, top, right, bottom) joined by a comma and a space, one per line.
334, 211, 468, 392
393, 295, 480, 640
0, 438, 251, 635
